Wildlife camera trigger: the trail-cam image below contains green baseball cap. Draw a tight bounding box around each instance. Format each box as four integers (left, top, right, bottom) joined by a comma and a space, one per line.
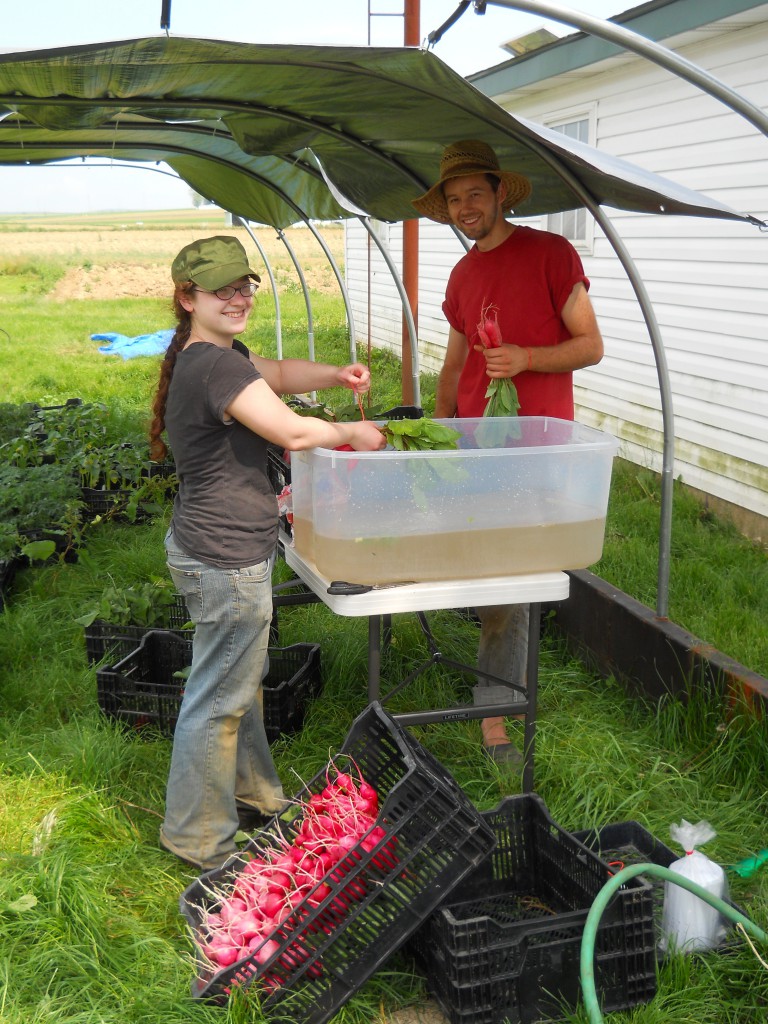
171, 235, 261, 290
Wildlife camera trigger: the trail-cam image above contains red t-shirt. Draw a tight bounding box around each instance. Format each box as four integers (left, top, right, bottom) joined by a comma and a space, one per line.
442, 225, 589, 419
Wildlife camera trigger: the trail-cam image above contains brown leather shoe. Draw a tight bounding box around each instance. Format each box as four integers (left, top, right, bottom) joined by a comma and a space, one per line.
484, 742, 523, 765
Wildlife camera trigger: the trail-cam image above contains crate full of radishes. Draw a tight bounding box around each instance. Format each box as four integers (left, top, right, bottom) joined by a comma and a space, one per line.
179, 701, 496, 1022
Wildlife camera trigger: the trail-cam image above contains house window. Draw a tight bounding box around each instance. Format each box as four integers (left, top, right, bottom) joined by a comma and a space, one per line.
546, 115, 592, 250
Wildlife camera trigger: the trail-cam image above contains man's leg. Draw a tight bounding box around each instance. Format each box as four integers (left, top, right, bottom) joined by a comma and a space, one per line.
474, 603, 529, 764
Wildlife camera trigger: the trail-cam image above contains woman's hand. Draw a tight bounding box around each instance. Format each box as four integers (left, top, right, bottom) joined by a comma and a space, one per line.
344, 421, 387, 451
335, 362, 372, 393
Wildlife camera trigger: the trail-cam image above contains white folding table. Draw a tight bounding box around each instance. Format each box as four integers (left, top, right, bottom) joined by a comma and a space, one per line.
277, 535, 570, 791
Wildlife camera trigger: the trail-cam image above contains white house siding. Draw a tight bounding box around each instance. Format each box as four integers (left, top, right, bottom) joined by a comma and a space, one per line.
345, 219, 467, 376
344, 3, 768, 536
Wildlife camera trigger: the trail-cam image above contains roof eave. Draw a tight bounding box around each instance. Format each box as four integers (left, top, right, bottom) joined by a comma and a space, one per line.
468, 0, 768, 95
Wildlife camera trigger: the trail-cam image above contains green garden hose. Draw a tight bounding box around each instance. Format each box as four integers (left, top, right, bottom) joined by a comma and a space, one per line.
580, 863, 768, 1024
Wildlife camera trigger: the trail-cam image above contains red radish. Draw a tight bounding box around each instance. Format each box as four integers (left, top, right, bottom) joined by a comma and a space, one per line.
359, 780, 377, 804
218, 897, 247, 924
476, 301, 502, 349
204, 936, 241, 967
473, 299, 521, 417
236, 910, 266, 941
252, 938, 280, 965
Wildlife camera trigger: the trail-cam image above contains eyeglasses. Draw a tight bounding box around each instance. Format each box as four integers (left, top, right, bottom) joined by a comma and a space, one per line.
193, 282, 258, 300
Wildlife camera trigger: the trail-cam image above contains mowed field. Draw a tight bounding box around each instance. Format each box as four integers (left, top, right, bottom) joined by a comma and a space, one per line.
0, 208, 345, 299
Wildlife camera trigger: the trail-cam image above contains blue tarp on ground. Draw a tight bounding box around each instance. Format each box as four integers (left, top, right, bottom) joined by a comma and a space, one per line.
92, 329, 174, 359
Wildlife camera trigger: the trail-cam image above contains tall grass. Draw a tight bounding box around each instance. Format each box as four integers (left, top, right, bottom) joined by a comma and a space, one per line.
0, 255, 766, 1023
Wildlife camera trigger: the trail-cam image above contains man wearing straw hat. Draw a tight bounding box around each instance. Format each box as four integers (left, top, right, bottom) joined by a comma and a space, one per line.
412, 139, 603, 765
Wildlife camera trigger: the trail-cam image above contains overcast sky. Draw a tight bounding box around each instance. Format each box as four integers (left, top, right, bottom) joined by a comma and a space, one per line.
0, 0, 624, 213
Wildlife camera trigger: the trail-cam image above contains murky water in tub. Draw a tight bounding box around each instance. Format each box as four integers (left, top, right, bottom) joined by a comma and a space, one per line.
293, 517, 606, 585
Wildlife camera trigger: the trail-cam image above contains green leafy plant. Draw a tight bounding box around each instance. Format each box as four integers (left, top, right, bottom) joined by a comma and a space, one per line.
380, 417, 460, 451
75, 578, 189, 629
0, 463, 84, 561
0, 401, 37, 447
0, 526, 22, 562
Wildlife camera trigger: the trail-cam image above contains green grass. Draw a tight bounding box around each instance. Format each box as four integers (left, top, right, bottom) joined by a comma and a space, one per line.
599, 461, 767, 676
0, 277, 767, 1023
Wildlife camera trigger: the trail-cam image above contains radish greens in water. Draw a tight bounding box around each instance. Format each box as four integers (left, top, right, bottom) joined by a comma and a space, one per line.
380, 417, 460, 451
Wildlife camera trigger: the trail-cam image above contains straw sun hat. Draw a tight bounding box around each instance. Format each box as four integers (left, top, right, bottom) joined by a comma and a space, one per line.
411, 140, 532, 224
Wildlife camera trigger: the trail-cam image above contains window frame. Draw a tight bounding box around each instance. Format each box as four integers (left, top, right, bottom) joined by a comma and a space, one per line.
543, 104, 597, 255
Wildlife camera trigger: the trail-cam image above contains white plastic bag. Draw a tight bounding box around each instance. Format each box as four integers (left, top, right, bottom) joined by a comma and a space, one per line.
659, 819, 729, 953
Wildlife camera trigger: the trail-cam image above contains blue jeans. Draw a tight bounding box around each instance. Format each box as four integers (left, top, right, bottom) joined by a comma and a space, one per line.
161, 527, 285, 870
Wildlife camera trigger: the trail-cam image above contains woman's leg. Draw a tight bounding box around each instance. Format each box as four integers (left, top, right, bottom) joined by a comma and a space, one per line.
161, 530, 283, 869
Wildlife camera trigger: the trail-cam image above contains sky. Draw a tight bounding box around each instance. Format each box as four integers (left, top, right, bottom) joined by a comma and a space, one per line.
0, 0, 625, 213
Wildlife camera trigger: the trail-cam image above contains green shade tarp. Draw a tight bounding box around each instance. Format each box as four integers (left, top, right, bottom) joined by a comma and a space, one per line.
0, 36, 751, 228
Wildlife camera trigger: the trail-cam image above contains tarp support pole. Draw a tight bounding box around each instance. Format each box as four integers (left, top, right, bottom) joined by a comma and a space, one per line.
358, 215, 421, 408
523, 136, 675, 618
276, 228, 316, 399
240, 220, 284, 360
303, 220, 358, 365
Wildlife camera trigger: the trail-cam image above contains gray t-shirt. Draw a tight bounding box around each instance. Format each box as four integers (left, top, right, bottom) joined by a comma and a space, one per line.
165, 339, 278, 568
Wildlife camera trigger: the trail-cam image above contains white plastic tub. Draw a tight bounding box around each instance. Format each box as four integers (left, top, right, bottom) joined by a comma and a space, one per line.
290, 417, 618, 585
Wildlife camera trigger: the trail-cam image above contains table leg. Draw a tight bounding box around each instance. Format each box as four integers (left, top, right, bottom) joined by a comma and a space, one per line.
521, 602, 541, 793
368, 615, 381, 704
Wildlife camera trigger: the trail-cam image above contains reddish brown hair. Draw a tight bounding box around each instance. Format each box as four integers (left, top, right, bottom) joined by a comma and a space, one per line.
149, 282, 195, 462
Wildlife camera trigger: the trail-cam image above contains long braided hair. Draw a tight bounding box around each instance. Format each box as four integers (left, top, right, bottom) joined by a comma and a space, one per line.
149, 282, 195, 462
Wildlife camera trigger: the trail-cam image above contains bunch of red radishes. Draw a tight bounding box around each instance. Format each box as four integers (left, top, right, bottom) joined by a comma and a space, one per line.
475, 302, 520, 417
196, 762, 398, 993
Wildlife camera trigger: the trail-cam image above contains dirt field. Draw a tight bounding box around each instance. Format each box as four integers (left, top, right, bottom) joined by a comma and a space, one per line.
4, 222, 345, 301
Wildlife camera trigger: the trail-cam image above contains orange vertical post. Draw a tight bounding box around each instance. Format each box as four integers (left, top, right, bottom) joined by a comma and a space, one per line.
401, 0, 420, 405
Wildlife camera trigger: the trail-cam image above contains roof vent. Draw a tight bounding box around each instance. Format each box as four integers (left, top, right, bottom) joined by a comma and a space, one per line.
502, 27, 559, 56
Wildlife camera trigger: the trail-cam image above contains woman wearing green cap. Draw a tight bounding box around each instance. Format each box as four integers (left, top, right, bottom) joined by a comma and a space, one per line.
149, 235, 385, 871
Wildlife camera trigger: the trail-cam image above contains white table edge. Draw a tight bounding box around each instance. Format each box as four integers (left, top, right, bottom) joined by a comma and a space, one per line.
282, 540, 570, 616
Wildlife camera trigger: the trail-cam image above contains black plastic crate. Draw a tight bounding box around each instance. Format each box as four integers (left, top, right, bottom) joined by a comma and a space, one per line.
81, 470, 177, 520
144, 460, 177, 480
29, 397, 83, 413
572, 820, 745, 955
81, 486, 136, 519
410, 795, 656, 1024
96, 630, 321, 741
0, 556, 20, 612
179, 701, 497, 1021
380, 404, 424, 420
84, 593, 191, 666
267, 443, 291, 493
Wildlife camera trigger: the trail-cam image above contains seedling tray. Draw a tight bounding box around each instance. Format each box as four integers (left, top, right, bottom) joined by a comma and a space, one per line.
84, 593, 191, 665
179, 702, 497, 1023
410, 795, 656, 1024
96, 630, 321, 741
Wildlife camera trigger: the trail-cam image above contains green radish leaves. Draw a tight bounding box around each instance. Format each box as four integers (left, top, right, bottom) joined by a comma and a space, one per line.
484, 378, 520, 418
380, 418, 461, 452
